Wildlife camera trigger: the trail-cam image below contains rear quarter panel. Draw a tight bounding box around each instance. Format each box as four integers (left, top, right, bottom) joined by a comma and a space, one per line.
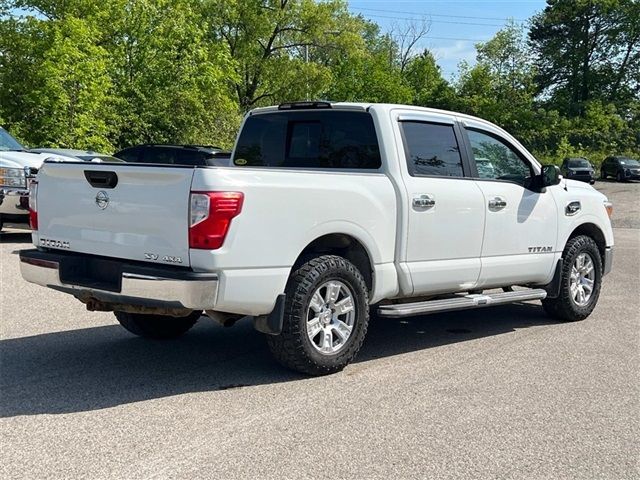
190, 167, 398, 314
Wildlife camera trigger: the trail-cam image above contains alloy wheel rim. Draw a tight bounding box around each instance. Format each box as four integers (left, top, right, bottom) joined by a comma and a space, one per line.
570, 252, 595, 307
306, 280, 356, 355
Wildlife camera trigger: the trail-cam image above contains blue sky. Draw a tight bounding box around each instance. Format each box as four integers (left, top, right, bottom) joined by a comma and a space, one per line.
348, 0, 547, 80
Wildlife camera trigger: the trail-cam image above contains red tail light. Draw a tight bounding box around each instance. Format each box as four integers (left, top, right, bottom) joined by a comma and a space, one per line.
28, 180, 38, 230
189, 191, 244, 249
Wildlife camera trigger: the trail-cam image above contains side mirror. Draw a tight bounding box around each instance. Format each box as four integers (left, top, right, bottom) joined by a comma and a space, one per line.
542, 164, 561, 187
528, 164, 561, 192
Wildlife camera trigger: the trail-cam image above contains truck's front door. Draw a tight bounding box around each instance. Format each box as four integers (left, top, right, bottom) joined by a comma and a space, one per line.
393, 112, 485, 295
461, 122, 558, 288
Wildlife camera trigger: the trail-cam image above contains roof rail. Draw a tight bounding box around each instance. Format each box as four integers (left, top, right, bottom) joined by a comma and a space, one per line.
183, 144, 223, 150
278, 101, 332, 110
140, 144, 222, 150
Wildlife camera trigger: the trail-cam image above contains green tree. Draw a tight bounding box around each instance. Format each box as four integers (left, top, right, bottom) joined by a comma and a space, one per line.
1, 0, 240, 149
0, 13, 113, 149
455, 24, 538, 139
106, 0, 239, 147
529, 0, 640, 116
403, 50, 455, 109
325, 21, 412, 104
206, 0, 362, 110
2, 0, 638, 161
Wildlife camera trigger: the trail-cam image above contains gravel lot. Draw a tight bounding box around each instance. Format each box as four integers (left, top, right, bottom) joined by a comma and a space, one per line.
1, 180, 638, 479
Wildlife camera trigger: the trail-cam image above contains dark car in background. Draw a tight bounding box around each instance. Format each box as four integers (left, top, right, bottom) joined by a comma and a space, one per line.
560, 157, 596, 184
114, 144, 231, 166
600, 156, 640, 182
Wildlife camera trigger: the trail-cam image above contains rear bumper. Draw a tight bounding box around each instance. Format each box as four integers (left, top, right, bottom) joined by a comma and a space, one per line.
19, 249, 218, 311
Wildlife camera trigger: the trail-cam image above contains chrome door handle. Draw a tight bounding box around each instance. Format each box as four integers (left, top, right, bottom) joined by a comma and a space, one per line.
413, 194, 435, 209
488, 197, 507, 211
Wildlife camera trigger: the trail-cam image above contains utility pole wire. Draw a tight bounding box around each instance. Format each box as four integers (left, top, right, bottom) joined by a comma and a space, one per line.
350, 6, 527, 22
356, 12, 520, 28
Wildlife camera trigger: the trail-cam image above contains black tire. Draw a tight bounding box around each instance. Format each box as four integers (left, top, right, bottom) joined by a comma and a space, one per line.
542, 235, 602, 322
114, 310, 201, 339
616, 171, 624, 182
267, 255, 369, 376
600, 169, 606, 179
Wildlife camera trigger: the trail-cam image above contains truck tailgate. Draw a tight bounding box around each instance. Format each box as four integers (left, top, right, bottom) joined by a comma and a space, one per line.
35, 162, 194, 267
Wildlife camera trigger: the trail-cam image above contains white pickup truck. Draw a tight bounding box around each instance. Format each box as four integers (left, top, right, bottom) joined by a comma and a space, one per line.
20, 102, 614, 375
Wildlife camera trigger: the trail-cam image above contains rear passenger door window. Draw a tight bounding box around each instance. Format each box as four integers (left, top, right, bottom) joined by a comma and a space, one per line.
399, 122, 464, 177
233, 111, 381, 170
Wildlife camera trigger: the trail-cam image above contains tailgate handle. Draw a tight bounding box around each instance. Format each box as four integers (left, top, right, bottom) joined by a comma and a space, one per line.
84, 170, 118, 189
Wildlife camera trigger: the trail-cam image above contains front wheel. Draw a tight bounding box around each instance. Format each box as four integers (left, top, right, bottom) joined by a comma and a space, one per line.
600, 169, 606, 179
616, 171, 624, 182
267, 255, 370, 375
542, 235, 602, 322
115, 310, 201, 339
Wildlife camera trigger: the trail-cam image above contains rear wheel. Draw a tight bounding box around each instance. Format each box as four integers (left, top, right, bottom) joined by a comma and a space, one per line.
115, 310, 201, 339
267, 255, 369, 375
542, 235, 602, 322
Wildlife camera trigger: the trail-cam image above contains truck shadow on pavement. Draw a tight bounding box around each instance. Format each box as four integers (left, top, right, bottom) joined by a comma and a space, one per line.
0, 231, 32, 244
0, 303, 558, 417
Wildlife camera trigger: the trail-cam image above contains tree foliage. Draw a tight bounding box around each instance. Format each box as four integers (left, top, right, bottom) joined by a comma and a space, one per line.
0, 0, 637, 163
106, 0, 239, 147
207, 0, 363, 109
529, 0, 640, 115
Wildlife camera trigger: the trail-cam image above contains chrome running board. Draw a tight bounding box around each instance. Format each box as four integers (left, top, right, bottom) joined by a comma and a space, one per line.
377, 289, 547, 318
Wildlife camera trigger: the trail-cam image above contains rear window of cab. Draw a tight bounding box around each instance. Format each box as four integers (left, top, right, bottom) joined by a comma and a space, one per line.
232, 111, 382, 170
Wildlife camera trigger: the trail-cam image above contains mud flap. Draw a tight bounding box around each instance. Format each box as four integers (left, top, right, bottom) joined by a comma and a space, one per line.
543, 259, 563, 299
253, 294, 285, 335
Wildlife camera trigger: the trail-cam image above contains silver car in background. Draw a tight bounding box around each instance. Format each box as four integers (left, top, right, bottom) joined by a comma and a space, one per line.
0, 129, 85, 231
29, 148, 124, 163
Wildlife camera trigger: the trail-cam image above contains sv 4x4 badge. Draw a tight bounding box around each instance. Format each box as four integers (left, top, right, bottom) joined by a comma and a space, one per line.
144, 253, 183, 264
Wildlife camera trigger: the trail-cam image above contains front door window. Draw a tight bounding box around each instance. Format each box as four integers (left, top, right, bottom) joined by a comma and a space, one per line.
467, 129, 531, 185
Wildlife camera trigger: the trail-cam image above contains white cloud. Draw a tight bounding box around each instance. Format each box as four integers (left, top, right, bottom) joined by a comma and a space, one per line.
429, 40, 478, 79
430, 40, 477, 62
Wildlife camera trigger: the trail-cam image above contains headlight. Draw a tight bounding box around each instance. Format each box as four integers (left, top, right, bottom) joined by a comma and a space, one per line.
0, 167, 26, 188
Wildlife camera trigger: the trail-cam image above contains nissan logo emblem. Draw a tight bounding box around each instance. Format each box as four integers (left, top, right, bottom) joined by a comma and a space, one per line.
95, 190, 109, 209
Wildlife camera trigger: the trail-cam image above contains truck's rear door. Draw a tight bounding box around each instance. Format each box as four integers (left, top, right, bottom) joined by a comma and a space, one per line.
34, 162, 194, 267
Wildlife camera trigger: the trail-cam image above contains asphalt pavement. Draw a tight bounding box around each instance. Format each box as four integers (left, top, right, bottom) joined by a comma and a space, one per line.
1, 179, 638, 479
